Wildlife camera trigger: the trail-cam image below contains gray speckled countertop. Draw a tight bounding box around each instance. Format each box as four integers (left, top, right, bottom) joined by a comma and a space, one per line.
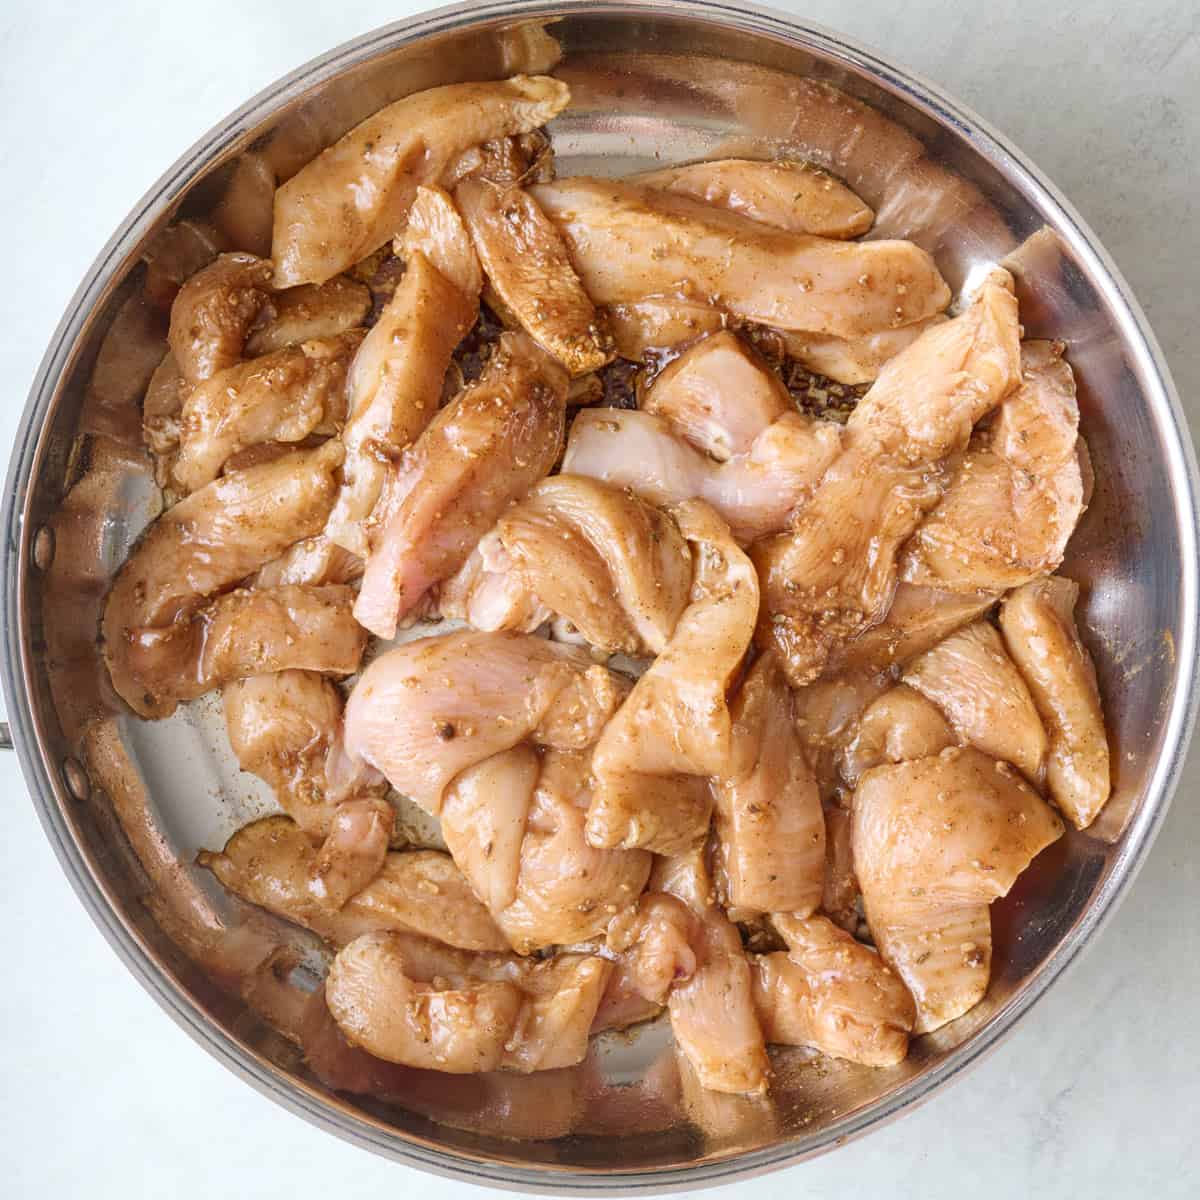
1, 2, 1197, 1196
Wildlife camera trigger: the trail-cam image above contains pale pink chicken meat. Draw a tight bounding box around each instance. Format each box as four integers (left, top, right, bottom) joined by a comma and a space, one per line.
456, 177, 614, 374
326, 186, 484, 558
756, 271, 1021, 685
841, 684, 957, 786
354, 331, 568, 638
752, 913, 914, 1066
343, 630, 624, 814
632, 157, 874, 239
198, 816, 508, 951
586, 502, 758, 854
271, 75, 570, 286
773, 316, 949, 386
437, 534, 551, 634
604, 298, 727, 363
901, 340, 1085, 592
325, 930, 611, 1073
1000, 577, 1110, 829
713, 651, 825, 916
173, 330, 362, 492
530, 177, 949, 337
853, 746, 1064, 1031
253, 535, 363, 588
903, 620, 1047, 783
606, 892, 702, 1007
562, 407, 842, 545
243, 276, 371, 356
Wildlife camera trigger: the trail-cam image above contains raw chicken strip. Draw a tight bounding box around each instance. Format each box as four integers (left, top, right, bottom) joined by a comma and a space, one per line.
456, 177, 614, 374
773, 316, 949, 386
198, 816, 508, 951
752, 914, 914, 1066
173, 330, 362, 492
272, 76, 570, 286
633, 158, 874, 238
841, 684, 956, 785
562, 407, 842, 545
605, 298, 727, 362
756, 272, 1021, 684
1000, 577, 1110, 829
713, 652, 825, 916
142, 351, 188, 482
491, 475, 692, 655
642, 331, 789, 461
530, 177, 949, 337
586, 502, 758, 854
244, 276, 371, 356
437, 535, 551, 634
821, 804, 860, 931
343, 630, 625, 814
254, 535, 363, 588
325, 931, 611, 1072
853, 747, 1063, 1031
606, 893, 702, 1006
326, 186, 483, 558
168, 252, 275, 384
102, 444, 343, 716
901, 341, 1084, 592
904, 620, 1047, 782
354, 332, 567, 638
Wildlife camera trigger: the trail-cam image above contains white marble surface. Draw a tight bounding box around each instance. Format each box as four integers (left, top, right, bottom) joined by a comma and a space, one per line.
1, 1, 1197, 1195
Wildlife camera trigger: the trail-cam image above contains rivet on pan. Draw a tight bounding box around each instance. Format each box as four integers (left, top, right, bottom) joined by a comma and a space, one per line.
63, 758, 90, 802
32, 525, 55, 571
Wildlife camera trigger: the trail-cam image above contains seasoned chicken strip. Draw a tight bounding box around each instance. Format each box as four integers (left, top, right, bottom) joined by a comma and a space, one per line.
901, 341, 1085, 592
272, 76, 570, 286
563, 407, 841, 545
326, 931, 611, 1073
354, 332, 567, 638
586, 502, 758, 854
490, 475, 692, 656
456, 177, 614, 375
841, 684, 957, 785
633, 158, 874, 238
102, 443, 343, 716
343, 630, 625, 814
606, 892, 702, 1006
326, 187, 483, 558
752, 914, 914, 1066
904, 620, 1047, 782
642, 330, 789, 461
254, 535, 363, 588
1000, 577, 1110, 829
605, 298, 728, 362
173, 330, 362, 492
530, 177, 949, 336
244, 276, 371, 356
771, 317, 950, 386
168, 252, 275, 384
713, 652, 825, 916
853, 747, 1064, 1031
199, 816, 508, 951
822, 803, 860, 931
437, 534, 551, 634
756, 272, 1021, 684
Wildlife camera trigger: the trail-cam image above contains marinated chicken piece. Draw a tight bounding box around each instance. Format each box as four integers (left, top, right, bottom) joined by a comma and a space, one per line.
826, 582, 998, 675
142, 351, 188, 486
173, 331, 362, 492
755, 272, 1021, 684
1000, 577, 1110, 829
904, 621, 1047, 782
752, 914, 914, 1066
326, 186, 483, 558
605, 298, 727, 362
586, 502, 758, 854
456, 177, 614, 375
490, 475, 692, 655
642, 331, 789, 461
589, 957, 666, 1033
437, 534, 550, 633
443, 129, 555, 190
102, 443, 343, 716
674, 1047, 778, 1144
650, 852, 770, 1094
445, 749, 652, 953
713, 652, 824, 915
841, 684, 957, 785
199, 816, 508, 951
901, 341, 1084, 592
168, 252, 275, 384
243, 276, 371, 356
121, 584, 367, 717
325, 930, 611, 1072
633, 158, 874, 238
853, 747, 1064, 1031
822, 804, 860, 931
530, 177, 948, 337
253, 535, 363, 588
272, 76, 570, 286
606, 893, 702, 1005
774, 316, 949, 387
563, 407, 842, 544
354, 332, 567, 638
344, 630, 625, 814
